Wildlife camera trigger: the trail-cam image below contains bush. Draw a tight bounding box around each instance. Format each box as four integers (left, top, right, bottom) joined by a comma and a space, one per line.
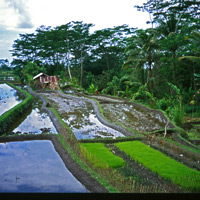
86, 83, 98, 94
132, 84, 156, 105
170, 105, 185, 127
156, 98, 171, 111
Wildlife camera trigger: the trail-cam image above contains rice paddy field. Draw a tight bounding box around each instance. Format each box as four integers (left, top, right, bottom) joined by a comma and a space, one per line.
80, 141, 200, 192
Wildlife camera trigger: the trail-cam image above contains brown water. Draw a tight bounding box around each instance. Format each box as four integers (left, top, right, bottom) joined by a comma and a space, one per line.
42, 93, 124, 139
0, 140, 88, 193
101, 103, 167, 133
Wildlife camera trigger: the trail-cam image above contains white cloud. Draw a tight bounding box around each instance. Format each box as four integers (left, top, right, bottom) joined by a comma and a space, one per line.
28, 0, 150, 30
0, 0, 34, 30
0, 0, 150, 62
0, 0, 18, 30
7, 0, 34, 29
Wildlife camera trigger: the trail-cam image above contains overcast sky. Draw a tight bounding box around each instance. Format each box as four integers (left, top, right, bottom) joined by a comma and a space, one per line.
0, 0, 150, 63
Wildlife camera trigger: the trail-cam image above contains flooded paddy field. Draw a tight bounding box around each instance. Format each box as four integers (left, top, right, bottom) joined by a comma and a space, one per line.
6, 95, 57, 135
101, 103, 169, 133
0, 140, 89, 193
0, 83, 24, 116
41, 93, 124, 139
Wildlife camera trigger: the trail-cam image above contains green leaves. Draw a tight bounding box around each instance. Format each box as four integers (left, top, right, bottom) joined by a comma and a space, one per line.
167, 82, 181, 96
178, 56, 200, 63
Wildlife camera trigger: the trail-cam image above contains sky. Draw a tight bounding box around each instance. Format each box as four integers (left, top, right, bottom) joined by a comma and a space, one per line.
0, 0, 150, 63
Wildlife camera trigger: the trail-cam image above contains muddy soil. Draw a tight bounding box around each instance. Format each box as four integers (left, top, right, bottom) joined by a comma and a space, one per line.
41, 92, 124, 139
76, 92, 175, 133
101, 103, 169, 133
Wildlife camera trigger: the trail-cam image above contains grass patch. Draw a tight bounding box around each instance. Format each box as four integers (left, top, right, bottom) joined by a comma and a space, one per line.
115, 141, 200, 192
80, 143, 125, 169
187, 132, 200, 140
0, 83, 33, 134
163, 137, 200, 155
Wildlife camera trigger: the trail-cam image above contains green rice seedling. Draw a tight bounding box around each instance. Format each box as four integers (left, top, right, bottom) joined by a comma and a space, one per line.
80, 143, 125, 169
115, 141, 200, 192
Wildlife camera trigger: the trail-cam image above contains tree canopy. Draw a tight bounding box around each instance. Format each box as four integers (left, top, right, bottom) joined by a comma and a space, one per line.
10, 0, 200, 123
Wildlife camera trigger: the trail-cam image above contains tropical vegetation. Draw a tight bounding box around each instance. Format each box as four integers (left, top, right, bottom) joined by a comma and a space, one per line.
4, 0, 199, 128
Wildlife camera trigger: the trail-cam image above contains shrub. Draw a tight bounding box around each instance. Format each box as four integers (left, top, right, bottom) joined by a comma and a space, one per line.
156, 98, 171, 111
170, 105, 185, 127
87, 83, 98, 94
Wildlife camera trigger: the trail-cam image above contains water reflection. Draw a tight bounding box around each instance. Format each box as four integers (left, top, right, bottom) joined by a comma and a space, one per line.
0, 84, 24, 116
42, 93, 124, 139
13, 108, 57, 134
0, 140, 89, 193
63, 113, 123, 139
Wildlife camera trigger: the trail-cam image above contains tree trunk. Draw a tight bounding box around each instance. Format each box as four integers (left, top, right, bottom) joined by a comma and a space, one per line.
67, 53, 72, 80
80, 49, 83, 87
66, 38, 72, 80
68, 64, 72, 80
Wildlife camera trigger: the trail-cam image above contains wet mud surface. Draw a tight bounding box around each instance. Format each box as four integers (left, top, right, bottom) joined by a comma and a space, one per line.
101, 103, 168, 133
77, 92, 175, 134
41, 92, 124, 139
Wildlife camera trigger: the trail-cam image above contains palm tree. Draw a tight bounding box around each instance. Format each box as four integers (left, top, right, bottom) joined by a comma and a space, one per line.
179, 31, 200, 96
155, 13, 183, 81
123, 29, 159, 90
178, 31, 200, 63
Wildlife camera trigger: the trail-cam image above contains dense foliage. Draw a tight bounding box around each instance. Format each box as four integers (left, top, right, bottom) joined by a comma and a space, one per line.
10, 0, 200, 126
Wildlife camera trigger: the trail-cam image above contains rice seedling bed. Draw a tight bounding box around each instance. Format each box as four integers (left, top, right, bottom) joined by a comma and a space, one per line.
80, 143, 125, 169
115, 141, 200, 192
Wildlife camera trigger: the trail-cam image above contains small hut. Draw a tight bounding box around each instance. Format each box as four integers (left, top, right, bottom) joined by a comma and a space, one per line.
33, 73, 60, 89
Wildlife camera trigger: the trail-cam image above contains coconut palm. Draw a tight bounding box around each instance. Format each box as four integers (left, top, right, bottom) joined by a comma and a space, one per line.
178, 31, 200, 63
123, 29, 159, 90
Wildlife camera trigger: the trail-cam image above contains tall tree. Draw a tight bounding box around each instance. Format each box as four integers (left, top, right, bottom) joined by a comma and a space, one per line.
123, 28, 159, 91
